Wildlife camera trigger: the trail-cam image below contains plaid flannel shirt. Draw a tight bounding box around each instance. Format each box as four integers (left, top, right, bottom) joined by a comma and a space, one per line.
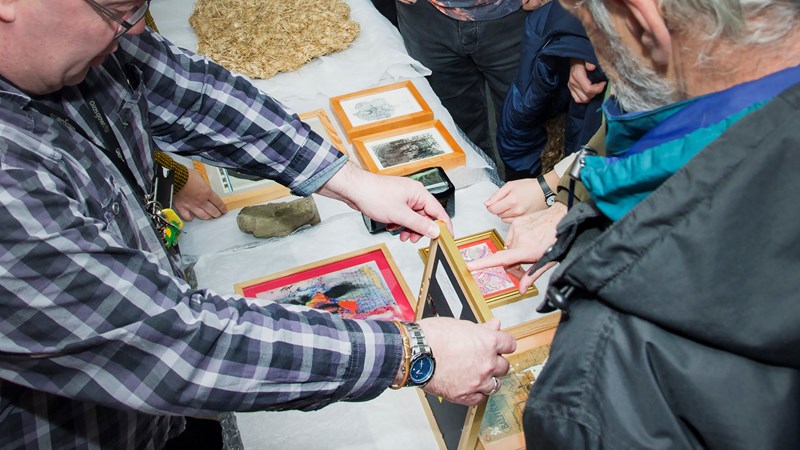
0, 28, 402, 449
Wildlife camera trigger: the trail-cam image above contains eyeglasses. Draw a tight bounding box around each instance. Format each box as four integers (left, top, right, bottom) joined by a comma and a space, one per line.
85, 0, 151, 39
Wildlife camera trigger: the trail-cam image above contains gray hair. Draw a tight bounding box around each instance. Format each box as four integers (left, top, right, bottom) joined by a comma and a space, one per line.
659, 0, 799, 45
581, 0, 800, 47
575, 0, 800, 110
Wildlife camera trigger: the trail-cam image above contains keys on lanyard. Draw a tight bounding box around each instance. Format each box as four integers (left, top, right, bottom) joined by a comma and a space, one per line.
145, 199, 184, 249
147, 165, 183, 248
157, 207, 184, 248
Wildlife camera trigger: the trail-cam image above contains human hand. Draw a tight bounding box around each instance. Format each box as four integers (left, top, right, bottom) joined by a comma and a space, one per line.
521, 0, 547, 11
317, 162, 452, 242
173, 169, 228, 221
397, 0, 417, 4
485, 179, 544, 222
466, 203, 567, 291
485, 171, 558, 222
417, 317, 516, 405
568, 58, 607, 104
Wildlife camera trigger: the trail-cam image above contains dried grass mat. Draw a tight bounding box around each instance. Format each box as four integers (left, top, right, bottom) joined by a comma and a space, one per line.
189, 0, 360, 79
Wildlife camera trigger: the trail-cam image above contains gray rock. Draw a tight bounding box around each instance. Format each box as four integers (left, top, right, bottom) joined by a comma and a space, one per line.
236, 197, 320, 238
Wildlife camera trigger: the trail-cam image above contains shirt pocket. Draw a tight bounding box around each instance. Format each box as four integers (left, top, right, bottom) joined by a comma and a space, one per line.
99, 173, 145, 250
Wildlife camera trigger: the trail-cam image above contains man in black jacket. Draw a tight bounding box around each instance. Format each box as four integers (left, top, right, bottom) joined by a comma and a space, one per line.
522, 0, 800, 448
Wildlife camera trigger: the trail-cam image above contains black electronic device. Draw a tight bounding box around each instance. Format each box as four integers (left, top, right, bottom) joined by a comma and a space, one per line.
362, 166, 456, 234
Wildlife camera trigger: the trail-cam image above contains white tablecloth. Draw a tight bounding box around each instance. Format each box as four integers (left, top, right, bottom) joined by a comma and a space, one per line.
150, 1, 553, 448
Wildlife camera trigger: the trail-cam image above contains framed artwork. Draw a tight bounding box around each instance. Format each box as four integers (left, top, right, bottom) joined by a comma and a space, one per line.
192, 109, 346, 210
351, 120, 466, 177
299, 109, 347, 154
419, 230, 538, 308
234, 244, 415, 321
415, 221, 493, 450
474, 313, 561, 450
329, 80, 434, 142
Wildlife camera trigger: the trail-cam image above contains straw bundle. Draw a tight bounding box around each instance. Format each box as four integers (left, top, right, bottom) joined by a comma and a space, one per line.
189, 0, 360, 79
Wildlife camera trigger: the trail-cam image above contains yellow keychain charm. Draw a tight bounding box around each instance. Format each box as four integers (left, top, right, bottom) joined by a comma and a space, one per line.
159, 208, 184, 248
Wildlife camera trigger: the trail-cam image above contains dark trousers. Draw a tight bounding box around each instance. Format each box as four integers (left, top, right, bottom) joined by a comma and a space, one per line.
396, 1, 526, 159
163, 417, 223, 450
371, 0, 398, 26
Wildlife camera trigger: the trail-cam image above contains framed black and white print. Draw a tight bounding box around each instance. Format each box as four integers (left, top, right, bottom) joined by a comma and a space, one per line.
329, 80, 434, 142
351, 120, 466, 177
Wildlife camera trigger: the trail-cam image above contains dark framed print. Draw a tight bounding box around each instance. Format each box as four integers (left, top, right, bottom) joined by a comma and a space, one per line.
414, 221, 493, 450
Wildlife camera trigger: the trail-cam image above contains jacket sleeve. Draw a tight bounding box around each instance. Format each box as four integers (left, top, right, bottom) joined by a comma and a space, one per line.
496, 6, 557, 176
555, 119, 606, 206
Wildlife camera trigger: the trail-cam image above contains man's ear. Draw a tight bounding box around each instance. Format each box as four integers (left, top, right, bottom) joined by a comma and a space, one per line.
621, 0, 672, 68
0, 0, 17, 23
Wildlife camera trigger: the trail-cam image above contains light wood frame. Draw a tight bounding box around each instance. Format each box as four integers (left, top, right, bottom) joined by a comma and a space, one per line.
351, 120, 466, 177
234, 243, 416, 321
418, 229, 538, 308
329, 80, 434, 142
473, 313, 561, 450
192, 109, 346, 209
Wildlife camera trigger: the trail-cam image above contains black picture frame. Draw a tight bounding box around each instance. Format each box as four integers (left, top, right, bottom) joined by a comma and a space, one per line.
415, 221, 492, 450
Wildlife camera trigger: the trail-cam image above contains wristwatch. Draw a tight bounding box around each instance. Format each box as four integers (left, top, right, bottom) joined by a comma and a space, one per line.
403, 322, 436, 387
537, 175, 556, 206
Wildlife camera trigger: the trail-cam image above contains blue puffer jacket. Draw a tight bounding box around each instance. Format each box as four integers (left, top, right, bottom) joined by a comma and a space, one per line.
497, 1, 606, 177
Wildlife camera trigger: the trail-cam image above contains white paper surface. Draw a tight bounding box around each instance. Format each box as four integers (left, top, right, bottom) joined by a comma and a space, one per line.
149, 2, 554, 448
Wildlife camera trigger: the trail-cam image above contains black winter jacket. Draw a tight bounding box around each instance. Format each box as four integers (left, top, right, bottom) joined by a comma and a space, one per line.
523, 81, 800, 449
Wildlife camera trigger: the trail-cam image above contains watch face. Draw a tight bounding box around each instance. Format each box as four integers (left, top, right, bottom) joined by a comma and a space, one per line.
409, 356, 435, 384
546, 195, 556, 206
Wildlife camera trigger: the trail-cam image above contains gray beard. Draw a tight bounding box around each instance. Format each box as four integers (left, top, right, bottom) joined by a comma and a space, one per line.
607, 46, 679, 113
590, 7, 680, 112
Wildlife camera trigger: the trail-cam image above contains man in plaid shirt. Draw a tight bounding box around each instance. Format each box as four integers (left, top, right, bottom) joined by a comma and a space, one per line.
0, 1, 516, 448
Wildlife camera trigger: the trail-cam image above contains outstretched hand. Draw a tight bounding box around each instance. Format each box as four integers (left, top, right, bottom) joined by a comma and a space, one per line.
317, 162, 452, 243
485, 178, 545, 223
418, 317, 516, 405
485, 171, 559, 222
173, 169, 228, 221
467, 203, 567, 292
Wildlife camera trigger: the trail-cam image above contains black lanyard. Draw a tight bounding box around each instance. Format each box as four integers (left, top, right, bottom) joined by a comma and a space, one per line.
30, 93, 148, 201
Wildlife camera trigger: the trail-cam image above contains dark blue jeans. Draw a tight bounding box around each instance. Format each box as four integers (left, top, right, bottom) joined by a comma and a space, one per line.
396, 1, 526, 159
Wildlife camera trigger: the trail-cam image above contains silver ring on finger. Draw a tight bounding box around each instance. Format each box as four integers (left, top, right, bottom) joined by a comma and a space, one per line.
485, 376, 501, 396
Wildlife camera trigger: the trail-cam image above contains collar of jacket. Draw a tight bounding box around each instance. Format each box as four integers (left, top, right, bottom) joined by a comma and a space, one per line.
581, 63, 800, 221
545, 81, 800, 368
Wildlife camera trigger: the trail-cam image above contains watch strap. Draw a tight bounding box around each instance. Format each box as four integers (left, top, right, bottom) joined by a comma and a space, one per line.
537, 175, 556, 205
398, 322, 435, 387
404, 322, 431, 358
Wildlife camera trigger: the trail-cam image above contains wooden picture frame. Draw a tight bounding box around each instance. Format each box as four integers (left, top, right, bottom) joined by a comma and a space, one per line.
192, 109, 346, 210
329, 80, 434, 142
474, 313, 561, 450
415, 221, 493, 450
234, 244, 415, 321
299, 109, 347, 154
419, 229, 538, 308
351, 120, 466, 177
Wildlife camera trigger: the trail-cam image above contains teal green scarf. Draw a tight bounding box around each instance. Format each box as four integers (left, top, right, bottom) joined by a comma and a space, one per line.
582, 65, 800, 221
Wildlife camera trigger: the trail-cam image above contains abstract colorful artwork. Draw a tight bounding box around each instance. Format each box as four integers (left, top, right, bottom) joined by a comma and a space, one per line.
235, 244, 415, 321
419, 229, 537, 308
